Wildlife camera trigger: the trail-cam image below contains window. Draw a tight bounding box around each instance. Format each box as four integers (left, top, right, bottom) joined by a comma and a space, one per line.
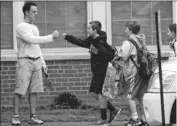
34, 1, 87, 48
111, 1, 172, 46
0, 1, 13, 49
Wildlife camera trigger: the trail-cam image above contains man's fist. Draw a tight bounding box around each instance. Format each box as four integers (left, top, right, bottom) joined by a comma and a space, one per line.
62, 33, 67, 38
52, 30, 59, 39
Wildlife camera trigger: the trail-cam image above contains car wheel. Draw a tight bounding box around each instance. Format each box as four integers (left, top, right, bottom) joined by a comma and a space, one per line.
170, 101, 176, 125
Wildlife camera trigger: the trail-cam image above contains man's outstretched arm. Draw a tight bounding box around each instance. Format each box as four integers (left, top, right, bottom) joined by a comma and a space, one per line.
16, 25, 59, 44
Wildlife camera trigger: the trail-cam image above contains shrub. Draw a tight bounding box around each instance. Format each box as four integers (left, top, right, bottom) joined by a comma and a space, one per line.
53, 92, 82, 109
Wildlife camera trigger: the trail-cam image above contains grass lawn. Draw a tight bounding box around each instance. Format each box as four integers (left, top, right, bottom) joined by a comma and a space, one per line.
1, 105, 130, 122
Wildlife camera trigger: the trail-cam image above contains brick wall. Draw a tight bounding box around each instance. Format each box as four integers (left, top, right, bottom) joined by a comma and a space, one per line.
0, 59, 127, 107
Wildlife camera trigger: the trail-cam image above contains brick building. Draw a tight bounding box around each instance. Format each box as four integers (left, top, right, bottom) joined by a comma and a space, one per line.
1, 1, 177, 107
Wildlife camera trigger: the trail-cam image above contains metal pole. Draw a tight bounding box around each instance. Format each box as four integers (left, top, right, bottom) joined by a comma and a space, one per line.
155, 10, 166, 126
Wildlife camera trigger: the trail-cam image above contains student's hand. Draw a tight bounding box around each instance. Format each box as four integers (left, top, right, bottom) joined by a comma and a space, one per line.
52, 30, 59, 39
62, 33, 67, 38
42, 65, 48, 76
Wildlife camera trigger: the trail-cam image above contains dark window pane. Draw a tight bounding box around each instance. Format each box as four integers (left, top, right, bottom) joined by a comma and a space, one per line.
0, 1, 13, 49
135, 19, 152, 45
67, 2, 87, 22
152, 1, 172, 19
34, 1, 87, 48
111, 1, 172, 46
132, 1, 151, 19
152, 19, 172, 32
111, 1, 131, 20
46, 2, 65, 23
112, 21, 126, 46
34, 1, 46, 23
153, 31, 171, 46
136, 20, 151, 35
1, 24, 13, 49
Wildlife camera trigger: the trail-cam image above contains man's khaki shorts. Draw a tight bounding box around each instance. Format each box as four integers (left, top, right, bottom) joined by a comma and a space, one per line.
15, 58, 43, 95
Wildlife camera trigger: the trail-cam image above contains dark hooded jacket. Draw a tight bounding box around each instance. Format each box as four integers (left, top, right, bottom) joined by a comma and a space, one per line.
64, 31, 113, 75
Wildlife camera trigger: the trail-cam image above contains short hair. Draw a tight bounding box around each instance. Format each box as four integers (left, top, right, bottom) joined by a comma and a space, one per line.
168, 23, 176, 34
89, 21, 102, 33
23, 2, 37, 16
125, 21, 140, 35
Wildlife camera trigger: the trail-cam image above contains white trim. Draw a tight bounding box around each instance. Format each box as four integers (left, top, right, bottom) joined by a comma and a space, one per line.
13, 1, 24, 53
1, 1, 24, 60
106, 1, 112, 45
87, 1, 93, 24
92, 1, 106, 31
173, 1, 177, 23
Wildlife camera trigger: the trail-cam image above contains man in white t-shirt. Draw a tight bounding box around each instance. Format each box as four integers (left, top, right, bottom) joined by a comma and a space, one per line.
12, 2, 59, 125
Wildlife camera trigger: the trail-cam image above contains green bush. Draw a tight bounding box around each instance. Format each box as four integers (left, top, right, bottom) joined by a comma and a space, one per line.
53, 92, 82, 109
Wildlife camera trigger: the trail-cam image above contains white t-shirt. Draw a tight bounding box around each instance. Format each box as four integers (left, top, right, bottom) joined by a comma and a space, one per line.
16, 21, 53, 65
121, 34, 145, 80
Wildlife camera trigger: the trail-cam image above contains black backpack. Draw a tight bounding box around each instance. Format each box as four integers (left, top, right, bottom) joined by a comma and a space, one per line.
102, 42, 117, 62
128, 38, 158, 79
108, 45, 117, 62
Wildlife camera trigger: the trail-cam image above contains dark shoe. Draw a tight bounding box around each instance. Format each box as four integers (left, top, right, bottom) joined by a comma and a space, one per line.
109, 108, 121, 124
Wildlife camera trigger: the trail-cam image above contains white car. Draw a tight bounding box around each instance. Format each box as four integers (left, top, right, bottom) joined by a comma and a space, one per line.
143, 57, 176, 126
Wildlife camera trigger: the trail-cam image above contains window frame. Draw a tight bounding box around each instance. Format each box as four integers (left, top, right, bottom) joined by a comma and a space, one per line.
1, 1, 16, 55
1, 1, 176, 61
1, 1, 92, 61
107, 1, 176, 55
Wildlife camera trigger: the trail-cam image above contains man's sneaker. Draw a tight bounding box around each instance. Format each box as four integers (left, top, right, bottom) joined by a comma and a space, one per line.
109, 108, 121, 124
12, 115, 21, 125
28, 115, 44, 124
91, 119, 109, 126
124, 118, 142, 126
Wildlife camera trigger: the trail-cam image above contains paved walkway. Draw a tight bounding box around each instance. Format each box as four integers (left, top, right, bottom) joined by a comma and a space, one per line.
1, 121, 126, 126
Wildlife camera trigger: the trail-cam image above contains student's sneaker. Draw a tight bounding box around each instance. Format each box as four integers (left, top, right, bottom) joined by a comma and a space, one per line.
139, 119, 148, 126
28, 115, 44, 124
12, 115, 21, 125
109, 108, 121, 124
124, 118, 144, 126
91, 119, 109, 126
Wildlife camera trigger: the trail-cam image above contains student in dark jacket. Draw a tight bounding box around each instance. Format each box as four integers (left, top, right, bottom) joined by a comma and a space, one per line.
62, 21, 121, 125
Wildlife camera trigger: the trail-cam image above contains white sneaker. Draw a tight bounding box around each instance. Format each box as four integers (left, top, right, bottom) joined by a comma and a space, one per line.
12, 115, 20, 125
91, 119, 109, 126
28, 115, 44, 124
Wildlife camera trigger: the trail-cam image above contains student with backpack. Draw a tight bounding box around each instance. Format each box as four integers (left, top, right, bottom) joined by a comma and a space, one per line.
167, 23, 177, 57
62, 21, 121, 126
119, 21, 149, 126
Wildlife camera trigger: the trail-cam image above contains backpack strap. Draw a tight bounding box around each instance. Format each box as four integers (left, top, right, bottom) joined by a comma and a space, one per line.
127, 38, 140, 50
127, 38, 140, 69
171, 38, 176, 53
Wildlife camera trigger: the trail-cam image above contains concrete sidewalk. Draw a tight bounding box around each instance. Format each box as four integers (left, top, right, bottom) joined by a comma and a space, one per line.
1, 121, 126, 126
